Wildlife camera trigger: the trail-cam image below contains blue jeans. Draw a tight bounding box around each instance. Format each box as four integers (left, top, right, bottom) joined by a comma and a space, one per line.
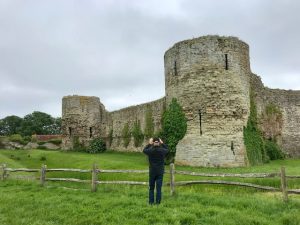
149, 172, 164, 204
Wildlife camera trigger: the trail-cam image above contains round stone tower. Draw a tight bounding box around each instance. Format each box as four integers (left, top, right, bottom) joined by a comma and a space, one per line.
61, 95, 106, 150
164, 35, 251, 167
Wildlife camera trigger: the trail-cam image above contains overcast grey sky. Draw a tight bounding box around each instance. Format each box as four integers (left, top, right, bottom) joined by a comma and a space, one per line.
0, 0, 299, 118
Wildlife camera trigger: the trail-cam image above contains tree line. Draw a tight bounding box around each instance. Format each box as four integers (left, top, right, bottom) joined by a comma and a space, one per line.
0, 111, 61, 136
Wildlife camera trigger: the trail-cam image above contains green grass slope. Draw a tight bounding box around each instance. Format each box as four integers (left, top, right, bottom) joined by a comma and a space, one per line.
0, 149, 300, 225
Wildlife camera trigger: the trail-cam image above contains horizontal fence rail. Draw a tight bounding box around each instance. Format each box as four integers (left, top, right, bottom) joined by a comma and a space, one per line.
98, 169, 148, 173
1, 163, 300, 202
175, 171, 279, 178
172, 180, 280, 191
46, 168, 91, 173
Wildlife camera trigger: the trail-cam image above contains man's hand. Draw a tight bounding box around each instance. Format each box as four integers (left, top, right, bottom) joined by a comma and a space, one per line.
149, 138, 153, 145
159, 138, 163, 144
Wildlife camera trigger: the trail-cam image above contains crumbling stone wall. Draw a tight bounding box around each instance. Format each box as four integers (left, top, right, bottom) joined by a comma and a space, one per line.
250, 74, 300, 157
106, 98, 165, 152
61, 35, 300, 166
62, 95, 106, 149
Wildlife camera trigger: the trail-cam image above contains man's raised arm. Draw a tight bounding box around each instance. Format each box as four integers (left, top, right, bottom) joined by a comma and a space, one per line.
143, 138, 153, 155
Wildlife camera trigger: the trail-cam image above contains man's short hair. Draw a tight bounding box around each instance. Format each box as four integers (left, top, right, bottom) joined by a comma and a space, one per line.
153, 137, 160, 142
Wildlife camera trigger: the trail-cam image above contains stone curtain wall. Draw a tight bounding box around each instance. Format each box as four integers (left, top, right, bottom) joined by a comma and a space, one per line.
250, 74, 300, 157
61, 35, 300, 166
106, 97, 166, 152
164, 36, 251, 167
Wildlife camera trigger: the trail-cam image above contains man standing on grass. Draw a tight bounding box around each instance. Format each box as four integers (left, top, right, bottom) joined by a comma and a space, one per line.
143, 137, 169, 205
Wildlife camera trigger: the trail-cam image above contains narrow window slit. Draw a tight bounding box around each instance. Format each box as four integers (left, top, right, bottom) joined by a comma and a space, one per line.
90, 127, 93, 138
198, 109, 202, 135
174, 61, 178, 76
231, 141, 235, 155
225, 54, 228, 70
69, 127, 72, 136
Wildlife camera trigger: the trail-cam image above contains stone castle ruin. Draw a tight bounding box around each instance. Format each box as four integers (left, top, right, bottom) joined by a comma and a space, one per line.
62, 35, 300, 167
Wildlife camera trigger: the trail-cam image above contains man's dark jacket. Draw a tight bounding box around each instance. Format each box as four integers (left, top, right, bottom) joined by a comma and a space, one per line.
143, 144, 169, 174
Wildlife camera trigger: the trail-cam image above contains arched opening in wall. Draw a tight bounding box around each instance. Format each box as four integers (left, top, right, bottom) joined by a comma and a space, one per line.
225, 54, 229, 70
69, 127, 72, 136
90, 127, 93, 138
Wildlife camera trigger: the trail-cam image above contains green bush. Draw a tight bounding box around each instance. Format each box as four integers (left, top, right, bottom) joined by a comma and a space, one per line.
9, 134, 24, 143
87, 138, 106, 153
122, 123, 131, 148
40, 156, 47, 161
132, 120, 144, 147
23, 136, 31, 142
37, 141, 47, 145
48, 139, 62, 145
38, 145, 47, 150
161, 98, 187, 164
0, 137, 6, 149
264, 139, 284, 160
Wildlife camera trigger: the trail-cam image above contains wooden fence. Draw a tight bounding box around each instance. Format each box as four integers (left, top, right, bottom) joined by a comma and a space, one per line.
1, 163, 300, 202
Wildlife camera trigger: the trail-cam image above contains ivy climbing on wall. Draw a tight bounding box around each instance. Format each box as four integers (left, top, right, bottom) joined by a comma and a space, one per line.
122, 122, 131, 148
132, 120, 144, 147
244, 92, 284, 165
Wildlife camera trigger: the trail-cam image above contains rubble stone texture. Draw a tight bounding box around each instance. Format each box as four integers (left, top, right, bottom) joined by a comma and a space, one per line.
61, 35, 300, 167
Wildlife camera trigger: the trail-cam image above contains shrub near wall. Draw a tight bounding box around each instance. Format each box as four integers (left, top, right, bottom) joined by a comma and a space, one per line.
244, 92, 267, 165
122, 123, 131, 148
9, 134, 24, 143
87, 138, 106, 153
132, 120, 144, 147
144, 107, 154, 139
244, 93, 285, 165
161, 98, 187, 163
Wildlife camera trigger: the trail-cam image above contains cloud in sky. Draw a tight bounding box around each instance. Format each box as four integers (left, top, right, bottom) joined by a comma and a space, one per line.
0, 0, 300, 118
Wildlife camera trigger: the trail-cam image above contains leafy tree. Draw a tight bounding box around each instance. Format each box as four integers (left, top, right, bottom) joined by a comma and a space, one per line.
144, 107, 154, 139
132, 120, 144, 147
20, 111, 56, 136
45, 117, 62, 134
0, 115, 23, 135
161, 98, 187, 163
122, 122, 131, 148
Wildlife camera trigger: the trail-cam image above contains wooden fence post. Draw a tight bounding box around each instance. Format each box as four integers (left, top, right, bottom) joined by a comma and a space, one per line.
280, 166, 288, 202
91, 163, 98, 192
170, 163, 175, 196
40, 164, 47, 187
1, 164, 7, 181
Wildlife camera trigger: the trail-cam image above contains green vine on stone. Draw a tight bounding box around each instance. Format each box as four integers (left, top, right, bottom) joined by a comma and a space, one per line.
132, 120, 144, 147
144, 107, 154, 139
122, 122, 131, 148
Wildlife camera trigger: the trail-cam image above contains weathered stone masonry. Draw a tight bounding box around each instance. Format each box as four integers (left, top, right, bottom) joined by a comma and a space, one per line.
62, 35, 300, 167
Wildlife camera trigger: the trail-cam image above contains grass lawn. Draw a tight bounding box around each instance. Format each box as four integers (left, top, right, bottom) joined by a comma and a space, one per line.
0, 149, 300, 225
